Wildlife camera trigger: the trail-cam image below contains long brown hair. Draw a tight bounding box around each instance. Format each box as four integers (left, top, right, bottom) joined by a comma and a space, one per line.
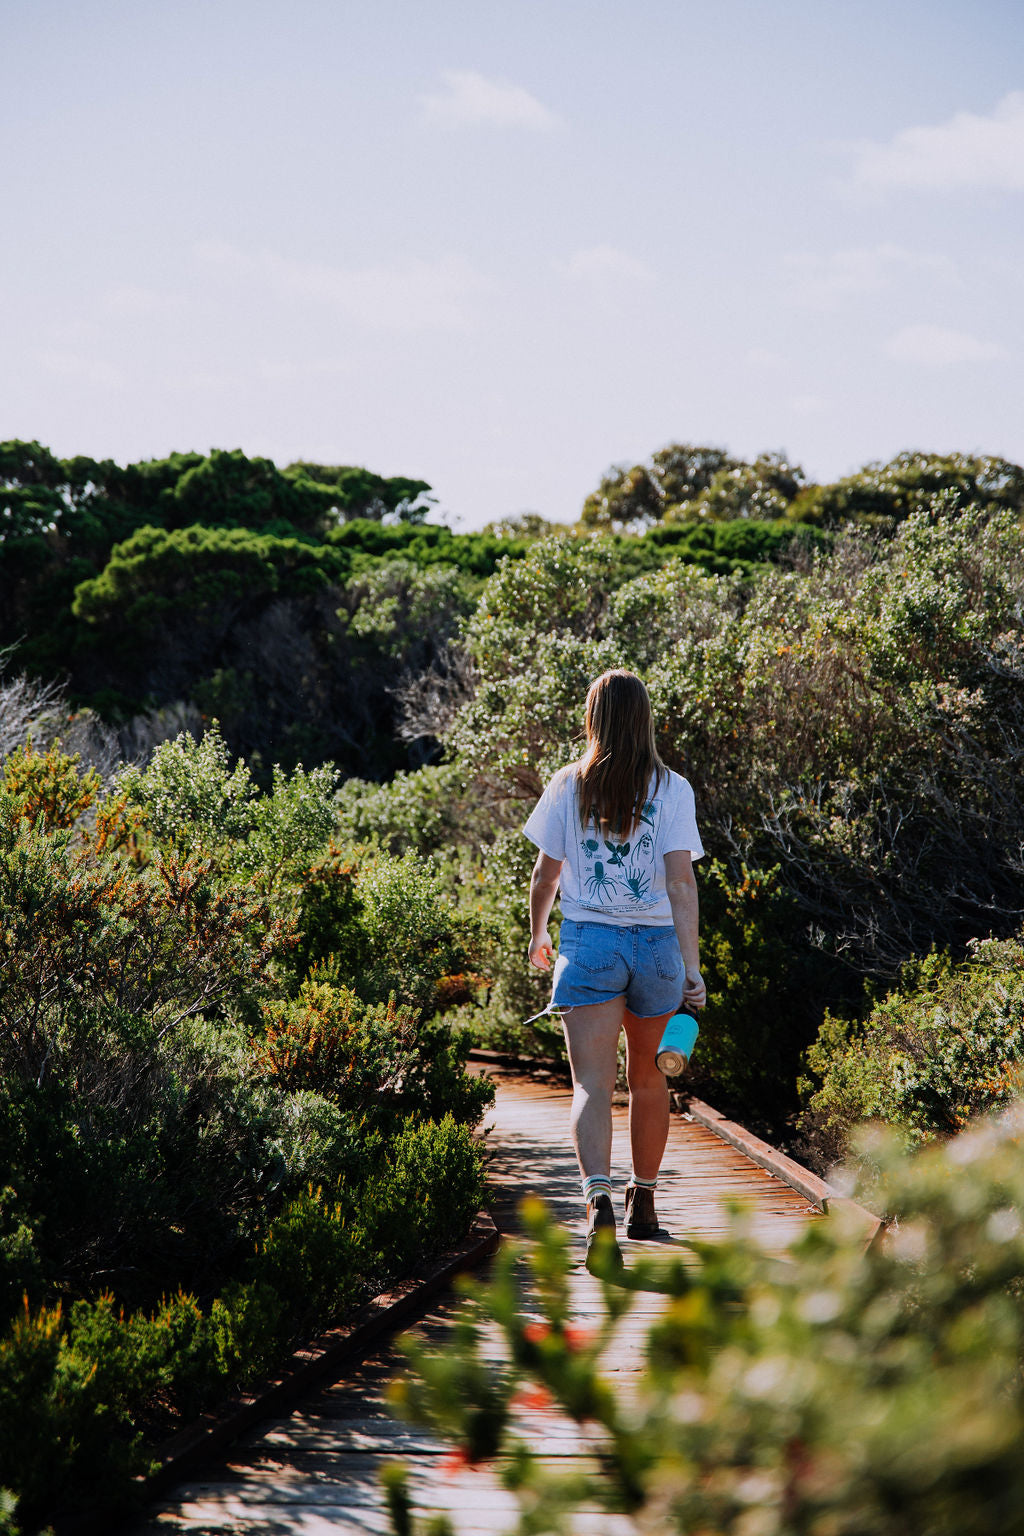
576, 670, 666, 836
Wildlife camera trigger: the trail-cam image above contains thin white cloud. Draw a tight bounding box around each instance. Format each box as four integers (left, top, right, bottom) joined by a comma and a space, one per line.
102, 285, 190, 318
47, 318, 103, 346
743, 347, 788, 373
419, 69, 558, 130
560, 245, 655, 284
884, 324, 1007, 366
785, 244, 956, 310
36, 350, 125, 388
255, 358, 356, 384
850, 91, 1024, 191
790, 394, 828, 416
195, 240, 494, 331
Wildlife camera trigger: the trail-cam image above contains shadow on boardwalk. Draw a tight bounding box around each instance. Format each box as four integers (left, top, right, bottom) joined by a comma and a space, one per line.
129, 1072, 820, 1536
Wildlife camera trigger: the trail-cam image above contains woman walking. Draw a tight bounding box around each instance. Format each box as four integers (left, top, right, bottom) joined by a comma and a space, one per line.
524, 669, 706, 1271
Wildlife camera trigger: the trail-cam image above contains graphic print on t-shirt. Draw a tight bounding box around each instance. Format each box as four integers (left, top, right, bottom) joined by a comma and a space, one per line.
579, 799, 659, 913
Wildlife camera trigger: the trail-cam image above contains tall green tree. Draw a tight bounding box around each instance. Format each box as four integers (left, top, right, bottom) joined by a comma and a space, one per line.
579, 444, 737, 530
791, 451, 1024, 528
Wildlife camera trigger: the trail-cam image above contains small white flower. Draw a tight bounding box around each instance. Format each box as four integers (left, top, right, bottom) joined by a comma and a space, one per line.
742, 1358, 787, 1399
800, 1289, 842, 1324
986, 1207, 1022, 1243
890, 1221, 928, 1263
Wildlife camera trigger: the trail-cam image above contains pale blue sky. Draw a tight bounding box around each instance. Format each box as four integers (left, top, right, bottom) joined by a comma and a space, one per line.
3, 0, 1023, 526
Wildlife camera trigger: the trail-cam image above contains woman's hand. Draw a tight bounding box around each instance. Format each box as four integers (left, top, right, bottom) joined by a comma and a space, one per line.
682, 967, 707, 1011
529, 932, 554, 970
528, 852, 562, 971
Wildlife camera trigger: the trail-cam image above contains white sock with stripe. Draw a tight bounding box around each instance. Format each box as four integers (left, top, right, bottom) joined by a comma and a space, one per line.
583, 1175, 613, 1205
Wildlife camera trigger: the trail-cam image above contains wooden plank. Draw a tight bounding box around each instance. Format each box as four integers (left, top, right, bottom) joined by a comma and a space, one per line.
128, 1071, 825, 1535
685, 1096, 882, 1241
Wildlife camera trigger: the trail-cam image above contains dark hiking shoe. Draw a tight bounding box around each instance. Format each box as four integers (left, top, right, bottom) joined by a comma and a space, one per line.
585, 1193, 623, 1275
624, 1183, 660, 1239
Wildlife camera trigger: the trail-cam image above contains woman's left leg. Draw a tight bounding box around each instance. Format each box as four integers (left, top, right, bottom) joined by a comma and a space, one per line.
561, 996, 626, 1181
622, 1009, 672, 1181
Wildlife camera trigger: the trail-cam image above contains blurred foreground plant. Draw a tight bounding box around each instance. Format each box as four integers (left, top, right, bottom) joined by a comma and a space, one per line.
387, 1110, 1024, 1535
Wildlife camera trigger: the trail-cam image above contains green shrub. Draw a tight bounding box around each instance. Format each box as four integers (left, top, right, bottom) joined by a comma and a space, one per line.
255, 980, 418, 1122
335, 764, 476, 858
0, 1489, 22, 1536
0, 1291, 218, 1527
390, 1106, 1024, 1536
291, 844, 368, 980
0, 780, 290, 1089
358, 1115, 486, 1274
354, 850, 492, 1018
120, 721, 339, 891
800, 935, 1024, 1165
242, 1186, 365, 1354
463, 829, 565, 1061
0, 1111, 486, 1531
2, 741, 101, 830
0, 1022, 290, 1315
690, 860, 832, 1126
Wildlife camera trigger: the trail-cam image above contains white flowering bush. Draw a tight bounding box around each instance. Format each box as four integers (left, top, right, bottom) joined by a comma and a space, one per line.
121, 720, 339, 891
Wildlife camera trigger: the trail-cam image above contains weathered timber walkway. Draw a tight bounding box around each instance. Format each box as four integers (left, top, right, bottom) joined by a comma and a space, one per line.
130, 1072, 823, 1535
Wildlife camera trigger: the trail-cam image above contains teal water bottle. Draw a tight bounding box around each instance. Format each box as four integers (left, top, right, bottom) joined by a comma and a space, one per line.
656, 1012, 699, 1076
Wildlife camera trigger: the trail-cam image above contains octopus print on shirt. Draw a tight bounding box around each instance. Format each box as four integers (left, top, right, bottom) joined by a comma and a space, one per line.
523, 766, 703, 929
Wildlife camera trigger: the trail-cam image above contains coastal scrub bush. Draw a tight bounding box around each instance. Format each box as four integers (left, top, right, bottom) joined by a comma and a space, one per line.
253, 976, 492, 1135
439, 496, 1024, 1126
358, 1115, 486, 1275
2, 740, 101, 829
0, 725, 493, 1532
0, 1109, 485, 1533
355, 850, 491, 1016
0, 778, 288, 1087
686, 860, 833, 1126
120, 720, 339, 892
335, 763, 478, 858
800, 934, 1024, 1166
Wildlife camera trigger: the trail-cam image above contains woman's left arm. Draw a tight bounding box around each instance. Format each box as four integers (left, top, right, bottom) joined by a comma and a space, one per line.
528, 851, 563, 969
664, 849, 707, 1010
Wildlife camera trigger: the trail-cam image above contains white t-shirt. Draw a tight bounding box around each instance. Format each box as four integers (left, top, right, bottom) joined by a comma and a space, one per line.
523, 765, 704, 926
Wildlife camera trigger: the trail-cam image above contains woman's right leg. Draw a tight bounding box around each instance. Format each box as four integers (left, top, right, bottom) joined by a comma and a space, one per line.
562, 996, 626, 1180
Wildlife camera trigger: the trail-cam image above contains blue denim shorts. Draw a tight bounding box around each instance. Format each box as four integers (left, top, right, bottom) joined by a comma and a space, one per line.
551, 919, 683, 1019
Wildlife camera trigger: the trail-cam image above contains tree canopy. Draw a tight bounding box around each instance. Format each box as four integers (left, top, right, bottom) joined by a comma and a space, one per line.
579, 443, 1024, 532
4, 437, 1023, 786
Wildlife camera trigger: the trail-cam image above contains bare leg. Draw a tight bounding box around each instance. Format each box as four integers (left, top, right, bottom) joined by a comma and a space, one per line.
561, 997, 626, 1181
623, 1010, 672, 1181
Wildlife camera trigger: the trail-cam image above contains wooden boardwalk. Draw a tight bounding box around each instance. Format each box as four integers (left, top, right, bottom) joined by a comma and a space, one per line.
130, 1073, 821, 1535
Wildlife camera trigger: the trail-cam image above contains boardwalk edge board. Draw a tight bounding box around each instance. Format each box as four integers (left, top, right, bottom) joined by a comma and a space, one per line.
685, 1096, 882, 1241
56, 1211, 499, 1536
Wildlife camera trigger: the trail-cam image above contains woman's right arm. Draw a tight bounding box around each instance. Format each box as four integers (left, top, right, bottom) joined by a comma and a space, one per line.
528, 851, 563, 969
664, 848, 707, 1010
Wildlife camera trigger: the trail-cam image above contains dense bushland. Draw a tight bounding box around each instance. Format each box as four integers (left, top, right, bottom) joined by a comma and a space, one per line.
2, 439, 932, 779
800, 935, 1024, 1166
5, 434, 1024, 1530
7, 437, 1023, 1135
377, 449, 1024, 1536
0, 732, 491, 1532
415, 495, 1024, 1130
